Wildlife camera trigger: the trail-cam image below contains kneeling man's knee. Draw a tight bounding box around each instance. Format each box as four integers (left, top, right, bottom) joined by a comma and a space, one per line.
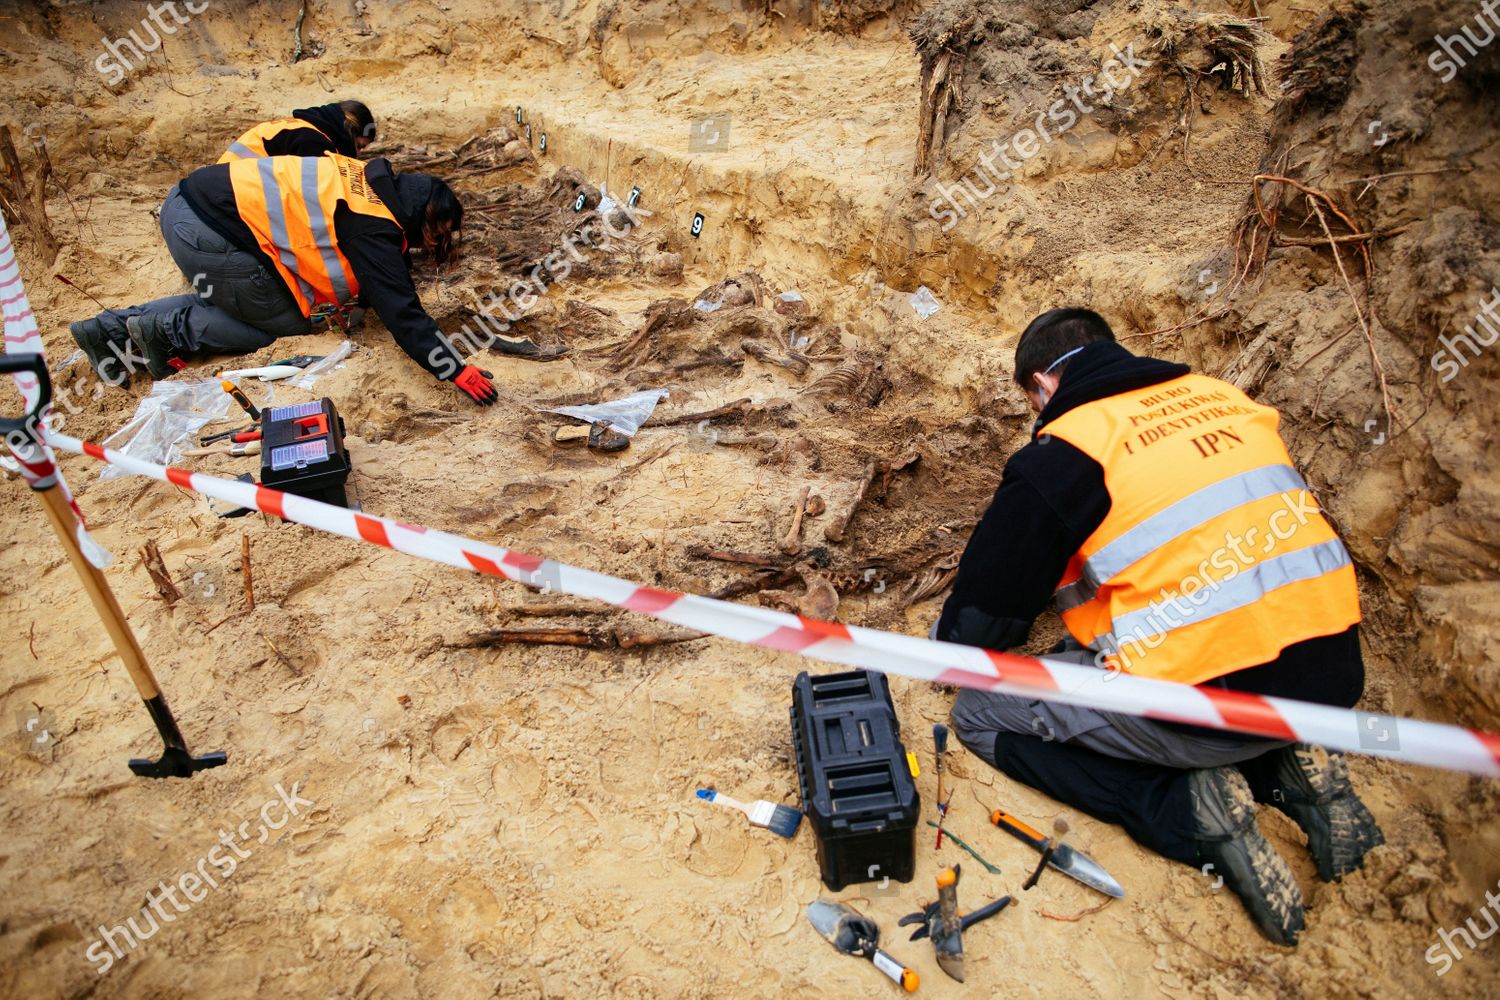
951, 689, 1002, 752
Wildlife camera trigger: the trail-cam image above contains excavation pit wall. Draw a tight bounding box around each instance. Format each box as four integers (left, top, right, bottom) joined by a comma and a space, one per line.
1, 1, 1498, 997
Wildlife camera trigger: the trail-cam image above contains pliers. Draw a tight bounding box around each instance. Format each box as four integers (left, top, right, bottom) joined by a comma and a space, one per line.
899, 893, 1012, 940
898, 885, 1012, 983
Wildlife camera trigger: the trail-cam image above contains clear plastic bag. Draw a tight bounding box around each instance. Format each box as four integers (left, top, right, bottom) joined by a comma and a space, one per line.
909, 285, 942, 319
286, 340, 354, 390
100, 379, 232, 480
544, 388, 668, 437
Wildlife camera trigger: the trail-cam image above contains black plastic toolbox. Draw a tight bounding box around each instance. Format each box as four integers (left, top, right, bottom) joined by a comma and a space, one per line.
791, 669, 920, 891
259, 398, 351, 507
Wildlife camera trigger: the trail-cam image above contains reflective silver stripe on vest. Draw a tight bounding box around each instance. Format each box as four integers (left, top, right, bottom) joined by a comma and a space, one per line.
256, 159, 318, 306
227, 142, 260, 160
1094, 536, 1351, 657
300, 157, 354, 306
1054, 464, 1308, 613
1055, 576, 1094, 614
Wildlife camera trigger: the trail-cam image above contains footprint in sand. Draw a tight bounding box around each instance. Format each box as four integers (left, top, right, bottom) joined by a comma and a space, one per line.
288, 807, 333, 848
679, 814, 758, 879
486, 747, 545, 807
427, 707, 545, 805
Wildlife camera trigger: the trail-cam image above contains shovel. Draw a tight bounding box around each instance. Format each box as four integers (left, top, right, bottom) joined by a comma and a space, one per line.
0, 353, 227, 778
991, 806, 1123, 897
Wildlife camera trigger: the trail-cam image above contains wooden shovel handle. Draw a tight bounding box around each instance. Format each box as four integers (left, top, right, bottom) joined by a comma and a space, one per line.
36, 484, 162, 700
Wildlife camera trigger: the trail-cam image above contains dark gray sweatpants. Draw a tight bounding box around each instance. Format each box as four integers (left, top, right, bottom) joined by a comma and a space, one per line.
97, 185, 310, 355
941, 632, 1287, 770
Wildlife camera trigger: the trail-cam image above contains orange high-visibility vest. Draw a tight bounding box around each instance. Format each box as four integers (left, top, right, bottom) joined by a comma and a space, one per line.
1044, 373, 1360, 684
219, 119, 332, 164
227, 154, 405, 318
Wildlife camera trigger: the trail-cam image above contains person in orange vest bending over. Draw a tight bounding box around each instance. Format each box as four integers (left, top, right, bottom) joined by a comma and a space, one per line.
936, 308, 1382, 946
68, 153, 497, 405
219, 101, 377, 162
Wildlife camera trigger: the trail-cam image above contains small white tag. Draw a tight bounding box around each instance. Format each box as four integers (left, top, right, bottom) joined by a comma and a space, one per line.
872, 951, 903, 982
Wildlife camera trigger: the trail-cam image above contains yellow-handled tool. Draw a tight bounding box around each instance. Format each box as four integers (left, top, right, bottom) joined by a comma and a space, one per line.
220, 379, 261, 422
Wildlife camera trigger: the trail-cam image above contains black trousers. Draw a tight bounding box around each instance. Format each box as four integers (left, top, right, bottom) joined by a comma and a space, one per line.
92, 186, 310, 355
980, 731, 1295, 866
955, 628, 1363, 866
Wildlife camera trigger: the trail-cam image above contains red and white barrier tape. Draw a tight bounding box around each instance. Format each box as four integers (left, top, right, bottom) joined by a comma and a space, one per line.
0, 211, 110, 567
47, 430, 1500, 778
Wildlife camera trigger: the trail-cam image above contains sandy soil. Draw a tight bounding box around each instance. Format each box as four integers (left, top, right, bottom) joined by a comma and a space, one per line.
1, 1, 1497, 997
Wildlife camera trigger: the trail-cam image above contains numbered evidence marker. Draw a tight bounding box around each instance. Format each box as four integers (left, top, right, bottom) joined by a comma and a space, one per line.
516, 106, 524, 124
690, 212, 705, 239
525, 123, 532, 143
573, 191, 587, 213
627, 186, 642, 209
539, 132, 548, 154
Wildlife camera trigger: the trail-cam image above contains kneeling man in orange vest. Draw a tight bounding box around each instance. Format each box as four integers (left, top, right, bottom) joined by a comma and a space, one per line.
937, 308, 1382, 946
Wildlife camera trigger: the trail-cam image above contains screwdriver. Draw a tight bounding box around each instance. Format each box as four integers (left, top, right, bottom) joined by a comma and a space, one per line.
220, 379, 261, 422
200, 423, 254, 446
184, 440, 262, 457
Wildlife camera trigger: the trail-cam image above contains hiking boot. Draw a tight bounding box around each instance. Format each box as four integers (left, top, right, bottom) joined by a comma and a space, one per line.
125, 315, 188, 380
69, 317, 132, 387
1250, 743, 1385, 882
1191, 766, 1305, 946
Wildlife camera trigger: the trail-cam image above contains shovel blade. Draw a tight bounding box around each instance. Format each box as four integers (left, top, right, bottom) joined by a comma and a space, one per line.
129, 746, 228, 778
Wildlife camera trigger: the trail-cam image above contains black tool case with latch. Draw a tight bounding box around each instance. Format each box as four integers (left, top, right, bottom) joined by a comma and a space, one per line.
259, 398, 351, 507
791, 669, 920, 891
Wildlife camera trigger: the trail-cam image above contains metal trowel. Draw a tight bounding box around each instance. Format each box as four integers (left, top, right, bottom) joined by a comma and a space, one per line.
806, 899, 919, 992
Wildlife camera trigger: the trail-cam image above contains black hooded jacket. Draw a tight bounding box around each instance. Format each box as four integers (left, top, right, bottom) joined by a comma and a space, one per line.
176, 157, 461, 379
291, 104, 361, 157
239, 104, 360, 158
934, 341, 1363, 708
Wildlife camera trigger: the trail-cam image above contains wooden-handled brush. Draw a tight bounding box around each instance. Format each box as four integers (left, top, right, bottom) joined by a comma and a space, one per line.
695, 788, 803, 839
933, 724, 950, 848
1024, 816, 1070, 891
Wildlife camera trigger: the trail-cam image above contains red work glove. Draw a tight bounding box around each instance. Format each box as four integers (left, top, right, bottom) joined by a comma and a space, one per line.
453, 365, 497, 405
